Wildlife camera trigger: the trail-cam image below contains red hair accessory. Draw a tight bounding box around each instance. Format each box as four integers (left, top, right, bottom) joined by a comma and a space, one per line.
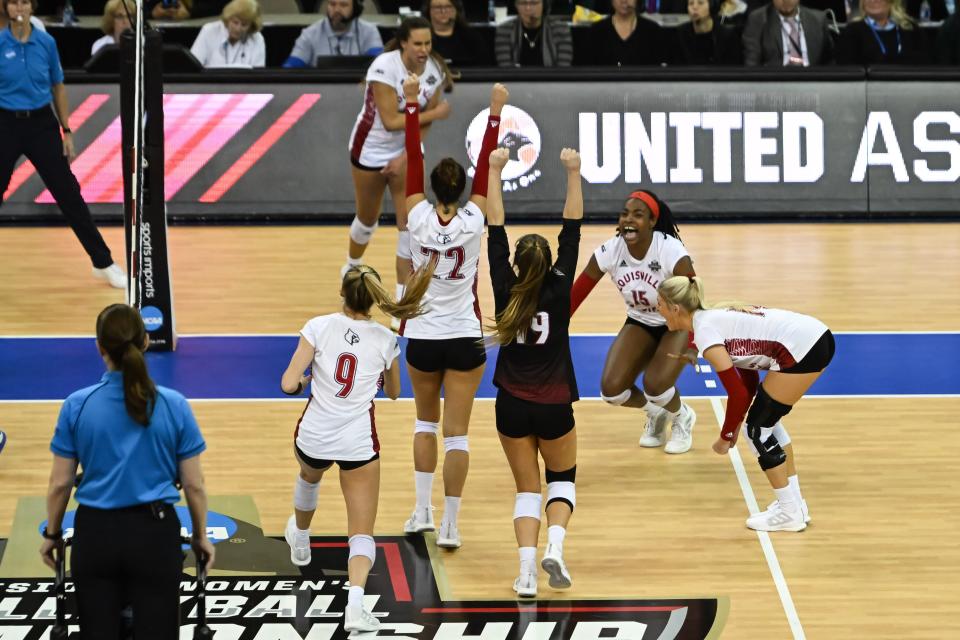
627, 191, 660, 222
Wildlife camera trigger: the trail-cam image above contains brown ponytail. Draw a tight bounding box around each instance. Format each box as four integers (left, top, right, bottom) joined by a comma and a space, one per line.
342, 260, 436, 321
96, 304, 156, 426
486, 234, 552, 346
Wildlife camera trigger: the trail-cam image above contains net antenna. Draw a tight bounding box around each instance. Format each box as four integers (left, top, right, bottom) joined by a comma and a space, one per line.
127, 0, 146, 308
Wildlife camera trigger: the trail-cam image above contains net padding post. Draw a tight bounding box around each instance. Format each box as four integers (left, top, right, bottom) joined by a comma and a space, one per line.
120, 13, 177, 351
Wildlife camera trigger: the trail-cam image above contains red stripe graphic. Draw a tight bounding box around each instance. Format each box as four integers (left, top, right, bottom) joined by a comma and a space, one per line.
421, 606, 684, 613
308, 541, 411, 602
200, 93, 320, 203
724, 338, 797, 369
3, 94, 109, 200
349, 85, 377, 163
369, 402, 380, 453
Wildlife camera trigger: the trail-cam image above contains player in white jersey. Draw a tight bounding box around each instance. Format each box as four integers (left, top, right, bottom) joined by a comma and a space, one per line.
569, 191, 697, 453
345, 17, 454, 312
658, 276, 835, 533
279, 263, 433, 633
399, 77, 509, 548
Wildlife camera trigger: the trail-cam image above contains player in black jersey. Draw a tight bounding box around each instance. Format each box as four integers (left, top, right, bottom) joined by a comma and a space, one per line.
485, 147, 583, 599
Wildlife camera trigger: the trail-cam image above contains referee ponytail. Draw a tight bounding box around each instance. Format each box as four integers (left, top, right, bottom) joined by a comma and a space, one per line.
342, 261, 436, 321
96, 304, 156, 427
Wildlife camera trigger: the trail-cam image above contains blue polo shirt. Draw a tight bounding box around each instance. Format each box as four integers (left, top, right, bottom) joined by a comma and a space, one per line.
50, 371, 206, 510
0, 26, 64, 111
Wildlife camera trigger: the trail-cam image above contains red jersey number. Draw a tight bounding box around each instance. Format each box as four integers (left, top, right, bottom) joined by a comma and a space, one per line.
334, 353, 358, 398
421, 246, 466, 280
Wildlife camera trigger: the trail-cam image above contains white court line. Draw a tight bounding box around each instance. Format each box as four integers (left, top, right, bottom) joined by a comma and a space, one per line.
709, 398, 805, 640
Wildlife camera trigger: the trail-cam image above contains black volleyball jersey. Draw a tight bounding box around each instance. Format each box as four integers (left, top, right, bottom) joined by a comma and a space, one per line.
488, 219, 581, 405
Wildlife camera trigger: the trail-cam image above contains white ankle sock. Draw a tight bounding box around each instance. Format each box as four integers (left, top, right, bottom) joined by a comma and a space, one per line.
788, 474, 802, 503
442, 496, 461, 526
414, 471, 434, 511
774, 486, 798, 513
547, 525, 566, 548
346, 256, 362, 268
347, 585, 364, 608
519, 546, 537, 573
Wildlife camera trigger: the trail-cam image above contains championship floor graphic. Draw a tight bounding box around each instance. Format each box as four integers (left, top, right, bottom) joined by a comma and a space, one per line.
1, 332, 959, 402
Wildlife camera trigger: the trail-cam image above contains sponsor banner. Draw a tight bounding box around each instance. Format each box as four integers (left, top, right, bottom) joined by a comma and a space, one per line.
0, 535, 724, 639
3, 82, 956, 218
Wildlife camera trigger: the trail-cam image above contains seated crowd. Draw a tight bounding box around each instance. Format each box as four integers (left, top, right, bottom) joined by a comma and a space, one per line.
21, 0, 960, 67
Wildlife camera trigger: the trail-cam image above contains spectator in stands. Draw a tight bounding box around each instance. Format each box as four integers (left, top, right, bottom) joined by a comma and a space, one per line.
91, 0, 134, 57
742, 0, 835, 65
147, 0, 191, 20
937, 11, 960, 64
423, 0, 492, 66
905, 0, 949, 21
837, 0, 925, 64
718, 0, 751, 26
673, 0, 743, 62
0, 0, 45, 31
495, 0, 573, 67
283, 0, 383, 67
190, 0, 265, 67
582, 0, 660, 65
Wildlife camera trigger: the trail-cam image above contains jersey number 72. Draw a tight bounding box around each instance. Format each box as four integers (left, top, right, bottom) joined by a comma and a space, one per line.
421, 246, 466, 280
518, 312, 550, 345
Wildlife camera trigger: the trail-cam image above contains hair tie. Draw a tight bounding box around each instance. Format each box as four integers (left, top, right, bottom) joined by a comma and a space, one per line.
688, 275, 695, 283
359, 271, 367, 282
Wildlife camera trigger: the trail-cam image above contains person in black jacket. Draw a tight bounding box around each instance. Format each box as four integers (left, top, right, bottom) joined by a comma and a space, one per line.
423, 0, 492, 66
485, 147, 583, 599
673, 0, 743, 63
837, 0, 926, 64
937, 12, 960, 65
585, 0, 663, 65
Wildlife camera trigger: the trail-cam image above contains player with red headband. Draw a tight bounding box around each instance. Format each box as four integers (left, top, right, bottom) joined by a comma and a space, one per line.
569, 191, 697, 453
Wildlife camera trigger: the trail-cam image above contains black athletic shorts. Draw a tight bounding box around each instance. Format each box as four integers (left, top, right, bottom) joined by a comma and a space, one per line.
495, 390, 575, 440
782, 330, 835, 374
625, 316, 670, 341
350, 155, 384, 172
406, 337, 486, 372
296, 443, 379, 471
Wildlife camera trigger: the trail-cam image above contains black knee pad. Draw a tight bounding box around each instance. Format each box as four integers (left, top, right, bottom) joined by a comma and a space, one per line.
545, 465, 577, 484
746, 386, 792, 470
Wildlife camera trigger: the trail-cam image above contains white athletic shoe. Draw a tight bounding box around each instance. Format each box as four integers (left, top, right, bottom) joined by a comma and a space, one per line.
436, 520, 461, 548
284, 515, 311, 566
664, 403, 696, 454
766, 498, 811, 524
92, 263, 126, 289
746, 504, 806, 532
638, 409, 668, 447
513, 571, 538, 598
403, 506, 435, 534
343, 605, 381, 633
540, 543, 572, 590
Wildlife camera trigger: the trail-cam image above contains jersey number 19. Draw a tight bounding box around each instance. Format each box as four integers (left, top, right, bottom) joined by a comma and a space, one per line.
518, 312, 550, 345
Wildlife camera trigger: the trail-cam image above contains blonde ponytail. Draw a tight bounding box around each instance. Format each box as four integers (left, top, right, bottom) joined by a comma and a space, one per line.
658, 275, 754, 313
343, 261, 436, 321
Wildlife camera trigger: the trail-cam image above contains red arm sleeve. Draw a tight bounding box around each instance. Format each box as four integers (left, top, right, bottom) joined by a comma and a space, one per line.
717, 367, 752, 442
469, 114, 502, 198
570, 271, 600, 316
405, 102, 423, 198
738, 368, 760, 400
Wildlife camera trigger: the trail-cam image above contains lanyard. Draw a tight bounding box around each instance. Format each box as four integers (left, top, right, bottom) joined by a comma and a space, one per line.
222, 40, 246, 65
781, 17, 803, 60
866, 19, 900, 57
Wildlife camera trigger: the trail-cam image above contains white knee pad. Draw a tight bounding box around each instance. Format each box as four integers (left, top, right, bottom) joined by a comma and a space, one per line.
745, 425, 777, 457
294, 476, 319, 512
772, 420, 791, 447
546, 481, 576, 511
644, 386, 677, 408
601, 389, 631, 406
513, 492, 543, 520
349, 217, 378, 245
396, 230, 411, 259
444, 435, 469, 453
348, 534, 376, 564
414, 420, 439, 435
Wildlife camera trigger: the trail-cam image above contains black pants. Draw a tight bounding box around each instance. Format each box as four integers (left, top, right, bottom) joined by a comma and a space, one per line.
71, 503, 183, 639
0, 106, 113, 268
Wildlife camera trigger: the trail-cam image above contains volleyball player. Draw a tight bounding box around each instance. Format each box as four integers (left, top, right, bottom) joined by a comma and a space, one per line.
345, 16, 454, 313
279, 263, 433, 633
569, 192, 697, 453
399, 77, 507, 548
658, 275, 834, 532
486, 146, 583, 598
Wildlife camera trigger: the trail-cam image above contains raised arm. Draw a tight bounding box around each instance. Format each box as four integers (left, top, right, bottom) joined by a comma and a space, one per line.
403, 73, 427, 210
555, 148, 582, 282
468, 83, 509, 212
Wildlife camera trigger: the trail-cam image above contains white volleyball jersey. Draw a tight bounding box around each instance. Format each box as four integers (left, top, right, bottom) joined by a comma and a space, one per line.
692, 307, 829, 372
296, 313, 400, 460
400, 199, 484, 340
348, 51, 445, 167
594, 232, 690, 326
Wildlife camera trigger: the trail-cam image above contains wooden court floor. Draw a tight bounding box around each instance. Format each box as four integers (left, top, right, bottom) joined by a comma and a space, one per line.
1, 222, 959, 639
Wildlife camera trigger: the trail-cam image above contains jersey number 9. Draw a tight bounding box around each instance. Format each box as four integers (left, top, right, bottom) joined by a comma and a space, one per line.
334, 353, 358, 398
518, 312, 550, 345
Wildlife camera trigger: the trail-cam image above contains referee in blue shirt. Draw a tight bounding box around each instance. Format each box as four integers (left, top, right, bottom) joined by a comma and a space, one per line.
40, 304, 214, 638
0, 0, 126, 289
